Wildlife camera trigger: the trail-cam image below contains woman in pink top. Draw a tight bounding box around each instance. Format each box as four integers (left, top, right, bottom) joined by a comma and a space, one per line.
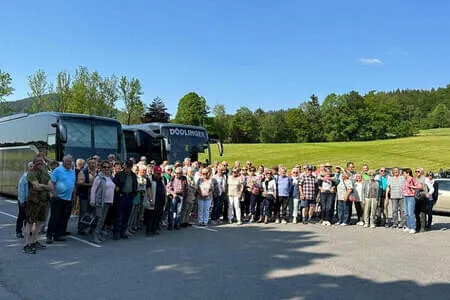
402, 168, 422, 234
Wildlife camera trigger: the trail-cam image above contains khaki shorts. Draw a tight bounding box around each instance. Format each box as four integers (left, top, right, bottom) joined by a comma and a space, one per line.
26, 201, 48, 223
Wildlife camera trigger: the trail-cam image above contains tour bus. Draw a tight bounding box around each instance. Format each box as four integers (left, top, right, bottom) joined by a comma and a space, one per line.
122, 127, 167, 164
0, 112, 126, 196
124, 123, 223, 163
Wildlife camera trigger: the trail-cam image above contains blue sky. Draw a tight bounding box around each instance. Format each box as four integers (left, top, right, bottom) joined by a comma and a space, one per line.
1, 0, 449, 115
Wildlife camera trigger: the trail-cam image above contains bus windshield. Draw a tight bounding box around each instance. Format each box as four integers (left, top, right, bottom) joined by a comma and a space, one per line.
162, 127, 208, 162
62, 118, 122, 160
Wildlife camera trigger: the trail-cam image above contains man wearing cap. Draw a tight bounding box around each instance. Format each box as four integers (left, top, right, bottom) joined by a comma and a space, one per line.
299, 165, 319, 224
113, 159, 137, 240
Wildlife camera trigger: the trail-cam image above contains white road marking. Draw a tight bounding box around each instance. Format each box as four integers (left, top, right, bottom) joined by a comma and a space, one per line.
67, 235, 102, 248
0, 209, 101, 248
0, 211, 17, 219
193, 225, 218, 232
5, 200, 16, 204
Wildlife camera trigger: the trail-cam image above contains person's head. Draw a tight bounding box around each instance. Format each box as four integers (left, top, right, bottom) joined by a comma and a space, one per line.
174, 161, 181, 168
415, 167, 424, 177
100, 160, 111, 175
137, 165, 147, 176
146, 165, 153, 176
165, 166, 173, 175
258, 165, 264, 174
368, 170, 376, 180
202, 167, 211, 178
324, 167, 332, 176
341, 171, 350, 180
140, 156, 147, 164
113, 161, 122, 173
427, 171, 434, 179
49, 160, 59, 171
272, 166, 279, 175
319, 163, 325, 171
379, 167, 386, 176
153, 165, 162, 178
76, 158, 85, 170
87, 157, 97, 171
186, 167, 194, 177
392, 167, 400, 177
305, 165, 313, 175
124, 159, 133, 171
324, 162, 332, 169
107, 154, 116, 162
221, 161, 229, 169
335, 166, 342, 173
234, 161, 241, 168
403, 168, 413, 177
62, 155, 73, 170
240, 167, 247, 176
26, 161, 34, 171
347, 161, 355, 172
184, 157, 191, 166
265, 169, 272, 179
279, 166, 287, 176
291, 168, 299, 177
355, 173, 362, 182
249, 166, 256, 174
246, 161, 252, 168
231, 168, 240, 177
175, 167, 183, 178
362, 164, 369, 173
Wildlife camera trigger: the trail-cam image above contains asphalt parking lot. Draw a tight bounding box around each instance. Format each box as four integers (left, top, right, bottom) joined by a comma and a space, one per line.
1, 196, 450, 300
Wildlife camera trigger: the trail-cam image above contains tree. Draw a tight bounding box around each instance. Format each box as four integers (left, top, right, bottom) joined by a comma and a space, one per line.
301, 94, 324, 142
174, 92, 209, 126
119, 76, 144, 125
229, 107, 258, 143
210, 104, 229, 141
260, 110, 292, 143
0, 70, 14, 116
53, 71, 72, 112
142, 97, 170, 123
427, 103, 449, 128
28, 69, 51, 112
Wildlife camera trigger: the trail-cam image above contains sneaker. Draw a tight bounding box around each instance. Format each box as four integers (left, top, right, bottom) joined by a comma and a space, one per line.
236, 221, 243, 225
370, 225, 376, 228
356, 221, 364, 226
34, 241, 46, 250
364, 224, 369, 228
281, 219, 287, 224
275, 219, 280, 224
341, 223, 348, 226
403, 228, 409, 232
16, 233, 24, 239
228, 220, 233, 224
409, 229, 416, 234
293, 218, 297, 224
302, 221, 308, 225
23, 244, 36, 254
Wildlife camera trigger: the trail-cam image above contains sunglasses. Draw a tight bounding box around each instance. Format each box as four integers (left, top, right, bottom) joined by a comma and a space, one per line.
175, 172, 182, 175
415, 171, 421, 173
380, 170, 385, 172
202, 172, 209, 175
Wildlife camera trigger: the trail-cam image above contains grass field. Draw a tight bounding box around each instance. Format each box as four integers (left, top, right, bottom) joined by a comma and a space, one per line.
200, 128, 450, 172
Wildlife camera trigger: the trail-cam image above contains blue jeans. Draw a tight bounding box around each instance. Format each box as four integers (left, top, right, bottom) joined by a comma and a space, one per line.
168, 196, 183, 227
198, 199, 211, 225
404, 196, 416, 230
337, 200, 350, 224
115, 194, 134, 235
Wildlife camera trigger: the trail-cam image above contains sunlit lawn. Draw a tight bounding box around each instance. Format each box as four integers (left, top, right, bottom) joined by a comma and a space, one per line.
201, 128, 450, 171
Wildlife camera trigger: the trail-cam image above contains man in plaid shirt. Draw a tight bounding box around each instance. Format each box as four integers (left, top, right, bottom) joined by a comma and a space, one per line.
166, 167, 187, 230
299, 165, 318, 224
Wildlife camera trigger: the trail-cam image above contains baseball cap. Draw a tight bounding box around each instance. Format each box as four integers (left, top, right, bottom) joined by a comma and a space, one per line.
125, 160, 133, 168
153, 166, 162, 173
306, 164, 313, 170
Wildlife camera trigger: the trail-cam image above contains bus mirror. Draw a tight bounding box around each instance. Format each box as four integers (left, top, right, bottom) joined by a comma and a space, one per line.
164, 138, 171, 152
217, 140, 224, 156
59, 124, 67, 143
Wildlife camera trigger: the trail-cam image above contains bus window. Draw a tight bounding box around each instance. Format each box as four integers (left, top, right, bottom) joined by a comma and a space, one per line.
47, 134, 56, 160
94, 124, 118, 149
65, 121, 92, 148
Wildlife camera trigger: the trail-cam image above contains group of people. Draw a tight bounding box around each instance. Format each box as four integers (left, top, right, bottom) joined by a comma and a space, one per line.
16, 154, 440, 254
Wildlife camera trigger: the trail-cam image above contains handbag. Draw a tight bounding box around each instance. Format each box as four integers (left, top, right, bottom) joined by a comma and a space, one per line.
343, 181, 356, 202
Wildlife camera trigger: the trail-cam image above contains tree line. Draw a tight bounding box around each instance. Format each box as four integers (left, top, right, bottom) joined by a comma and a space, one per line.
1, 67, 449, 143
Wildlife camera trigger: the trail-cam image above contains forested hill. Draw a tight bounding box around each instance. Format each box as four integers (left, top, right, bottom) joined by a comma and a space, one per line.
3, 94, 57, 114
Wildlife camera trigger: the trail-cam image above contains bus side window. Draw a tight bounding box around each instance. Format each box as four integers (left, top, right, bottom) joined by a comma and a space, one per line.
47, 134, 56, 160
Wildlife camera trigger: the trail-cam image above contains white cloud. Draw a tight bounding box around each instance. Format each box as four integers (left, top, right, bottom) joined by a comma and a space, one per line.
358, 58, 383, 65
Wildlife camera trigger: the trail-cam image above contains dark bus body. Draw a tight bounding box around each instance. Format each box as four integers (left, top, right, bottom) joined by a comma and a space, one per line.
122, 127, 166, 164
0, 112, 126, 196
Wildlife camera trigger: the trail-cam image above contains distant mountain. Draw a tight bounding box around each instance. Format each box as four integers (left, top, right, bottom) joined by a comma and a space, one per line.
3, 94, 58, 114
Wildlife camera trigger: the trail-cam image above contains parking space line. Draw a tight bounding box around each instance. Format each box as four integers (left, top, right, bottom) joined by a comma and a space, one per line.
193, 225, 218, 232
67, 235, 102, 248
0, 211, 17, 219
0, 209, 101, 248
5, 200, 16, 204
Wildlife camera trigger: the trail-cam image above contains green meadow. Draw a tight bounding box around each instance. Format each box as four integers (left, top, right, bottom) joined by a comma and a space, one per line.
201, 128, 450, 172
